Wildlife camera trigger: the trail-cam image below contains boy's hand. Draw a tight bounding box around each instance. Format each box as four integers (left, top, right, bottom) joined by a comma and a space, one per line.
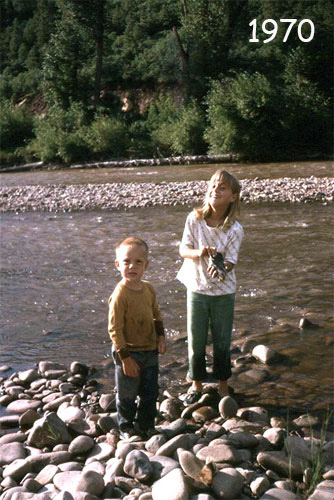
121, 356, 140, 377
158, 336, 166, 354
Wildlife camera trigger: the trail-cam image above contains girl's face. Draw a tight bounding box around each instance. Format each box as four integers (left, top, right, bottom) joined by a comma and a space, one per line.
208, 176, 237, 211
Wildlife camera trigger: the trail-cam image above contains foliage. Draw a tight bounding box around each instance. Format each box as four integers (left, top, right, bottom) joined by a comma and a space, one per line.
0, 101, 35, 152
32, 102, 90, 163
0, 0, 332, 163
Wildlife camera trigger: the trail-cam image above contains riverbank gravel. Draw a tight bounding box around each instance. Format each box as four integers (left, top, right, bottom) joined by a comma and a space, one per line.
0, 177, 333, 212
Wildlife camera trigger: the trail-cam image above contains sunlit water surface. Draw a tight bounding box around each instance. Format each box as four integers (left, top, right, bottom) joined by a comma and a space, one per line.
0, 201, 333, 412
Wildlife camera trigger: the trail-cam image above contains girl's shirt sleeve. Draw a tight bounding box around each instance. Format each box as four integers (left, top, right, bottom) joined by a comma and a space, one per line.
224, 223, 244, 265
180, 214, 195, 250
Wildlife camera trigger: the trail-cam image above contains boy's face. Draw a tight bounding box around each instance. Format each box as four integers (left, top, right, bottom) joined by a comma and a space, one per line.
115, 244, 148, 287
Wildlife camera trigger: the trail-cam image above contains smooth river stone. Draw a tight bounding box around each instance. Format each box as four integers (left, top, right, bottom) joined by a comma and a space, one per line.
152, 468, 188, 500
211, 467, 244, 499
6, 399, 41, 413
0, 442, 27, 466
197, 444, 242, 465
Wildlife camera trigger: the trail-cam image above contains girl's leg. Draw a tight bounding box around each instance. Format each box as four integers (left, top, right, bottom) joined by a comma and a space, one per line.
209, 293, 235, 394
187, 291, 210, 387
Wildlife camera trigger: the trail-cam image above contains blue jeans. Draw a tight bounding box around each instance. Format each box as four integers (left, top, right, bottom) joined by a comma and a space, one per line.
113, 349, 159, 431
187, 291, 235, 381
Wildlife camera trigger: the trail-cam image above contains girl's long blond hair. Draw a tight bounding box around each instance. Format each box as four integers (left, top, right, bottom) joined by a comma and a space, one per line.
195, 169, 241, 231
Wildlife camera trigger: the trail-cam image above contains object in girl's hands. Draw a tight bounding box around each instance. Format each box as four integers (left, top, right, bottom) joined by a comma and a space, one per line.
208, 252, 227, 282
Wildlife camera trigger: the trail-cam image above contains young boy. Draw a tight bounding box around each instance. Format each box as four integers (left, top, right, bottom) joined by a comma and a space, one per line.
108, 237, 166, 439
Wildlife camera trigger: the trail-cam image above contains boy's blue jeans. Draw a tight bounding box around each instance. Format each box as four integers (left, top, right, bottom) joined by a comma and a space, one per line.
187, 291, 235, 381
113, 349, 159, 431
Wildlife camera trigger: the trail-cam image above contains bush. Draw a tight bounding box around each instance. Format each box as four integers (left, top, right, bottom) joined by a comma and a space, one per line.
147, 95, 207, 156
32, 102, 90, 164
204, 72, 284, 160
0, 102, 35, 152
85, 114, 130, 159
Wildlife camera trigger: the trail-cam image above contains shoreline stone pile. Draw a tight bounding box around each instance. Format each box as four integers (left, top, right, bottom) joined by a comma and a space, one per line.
0, 358, 333, 500
0, 177, 333, 212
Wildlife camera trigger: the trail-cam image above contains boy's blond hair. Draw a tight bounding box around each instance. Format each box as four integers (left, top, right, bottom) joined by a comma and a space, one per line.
195, 169, 241, 231
116, 237, 149, 257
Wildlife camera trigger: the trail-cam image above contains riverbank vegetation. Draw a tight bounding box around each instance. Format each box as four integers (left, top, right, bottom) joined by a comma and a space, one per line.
0, 0, 333, 167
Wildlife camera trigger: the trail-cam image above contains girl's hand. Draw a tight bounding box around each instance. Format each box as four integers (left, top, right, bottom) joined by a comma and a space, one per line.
121, 357, 140, 377
199, 246, 216, 257
158, 336, 166, 354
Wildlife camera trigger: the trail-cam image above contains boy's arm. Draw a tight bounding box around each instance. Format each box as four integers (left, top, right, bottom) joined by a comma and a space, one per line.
108, 290, 139, 376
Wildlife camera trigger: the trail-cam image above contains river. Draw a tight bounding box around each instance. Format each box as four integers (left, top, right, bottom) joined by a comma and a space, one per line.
0, 161, 333, 414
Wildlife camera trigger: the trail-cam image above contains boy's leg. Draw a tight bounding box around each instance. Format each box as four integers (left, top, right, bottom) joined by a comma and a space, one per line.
136, 351, 159, 431
187, 291, 210, 381
113, 351, 140, 431
210, 293, 235, 382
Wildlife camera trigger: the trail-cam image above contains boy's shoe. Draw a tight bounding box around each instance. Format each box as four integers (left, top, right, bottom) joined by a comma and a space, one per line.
139, 427, 159, 440
120, 427, 137, 440
184, 390, 202, 406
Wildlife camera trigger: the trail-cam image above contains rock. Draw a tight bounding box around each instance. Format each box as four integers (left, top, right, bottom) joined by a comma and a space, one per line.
159, 418, 187, 439
192, 406, 219, 423
205, 423, 225, 441
18, 369, 39, 384
211, 467, 244, 499
0, 430, 26, 444
70, 361, 89, 376
150, 455, 180, 480
145, 434, 167, 454
227, 430, 259, 448
19, 409, 40, 428
218, 396, 238, 419
99, 393, 115, 411
75, 470, 105, 496
124, 450, 153, 481
86, 442, 115, 464
159, 398, 183, 420
53, 471, 82, 493
179, 450, 214, 485
2, 458, 33, 481
27, 411, 72, 448
0, 442, 27, 466
196, 444, 242, 465
259, 488, 300, 499
34, 464, 60, 485
156, 433, 198, 457
257, 451, 304, 479
308, 479, 334, 499
252, 345, 277, 364
152, 468, 188, 500
69, 436, 95, 455
0, 414, 20, 428
6, 399, 41, 414
263, 428, 285, 448
250, 475, 271, 497
25, 451, 72, 472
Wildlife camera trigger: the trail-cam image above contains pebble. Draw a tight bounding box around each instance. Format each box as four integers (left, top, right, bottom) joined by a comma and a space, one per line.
0, 177, 333, 212
0, 359, 331, 499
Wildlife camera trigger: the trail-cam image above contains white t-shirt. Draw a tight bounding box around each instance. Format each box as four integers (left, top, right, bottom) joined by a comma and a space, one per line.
177, 211, 244, 295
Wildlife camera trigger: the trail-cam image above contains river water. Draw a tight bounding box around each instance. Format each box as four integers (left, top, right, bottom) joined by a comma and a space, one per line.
0, 161, 333, 414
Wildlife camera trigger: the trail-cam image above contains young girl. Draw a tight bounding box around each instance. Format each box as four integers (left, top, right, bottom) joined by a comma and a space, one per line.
177, 169, 243, 404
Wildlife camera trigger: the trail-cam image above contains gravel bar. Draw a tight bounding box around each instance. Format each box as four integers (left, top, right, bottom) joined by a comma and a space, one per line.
0, 177, 333, 212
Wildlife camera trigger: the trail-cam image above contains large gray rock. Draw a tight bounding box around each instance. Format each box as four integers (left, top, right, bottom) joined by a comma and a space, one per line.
211, 468, 244, 499
152, 468, 189, 500
75, 470, 105, 496
150, 455, 180, 480
27, 411, 72, 448
156, 433, 198, 457
259, 488, 300, 499
0, 442, 26, 466
197, 444, 242, 465
124, 449, 153, 481
179, 450, 214, 485
257, 451, 304, 479
69, 436, 95, 455
218, 396, 239, 419
6, 399, 41, 414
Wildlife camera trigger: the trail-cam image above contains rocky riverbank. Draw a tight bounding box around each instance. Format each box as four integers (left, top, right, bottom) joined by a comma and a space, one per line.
0, 339, 333, 500
0, 177, 333, 212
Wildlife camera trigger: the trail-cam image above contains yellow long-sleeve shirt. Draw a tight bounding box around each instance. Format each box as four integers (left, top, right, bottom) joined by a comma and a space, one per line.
108, 280, 164, 360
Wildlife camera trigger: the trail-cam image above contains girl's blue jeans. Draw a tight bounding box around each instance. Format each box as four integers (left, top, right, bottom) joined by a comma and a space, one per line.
113, 349, 159, 431
187, 291, 235, 382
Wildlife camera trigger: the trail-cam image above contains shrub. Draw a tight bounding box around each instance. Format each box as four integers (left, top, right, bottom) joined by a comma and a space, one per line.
85, 114, 130, 159
0, 101, 35, 152
147, 95, 207, 156
32, 102, 90, 164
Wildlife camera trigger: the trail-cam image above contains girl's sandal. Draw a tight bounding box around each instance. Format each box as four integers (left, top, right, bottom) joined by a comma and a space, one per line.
184, 390, 202, 405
